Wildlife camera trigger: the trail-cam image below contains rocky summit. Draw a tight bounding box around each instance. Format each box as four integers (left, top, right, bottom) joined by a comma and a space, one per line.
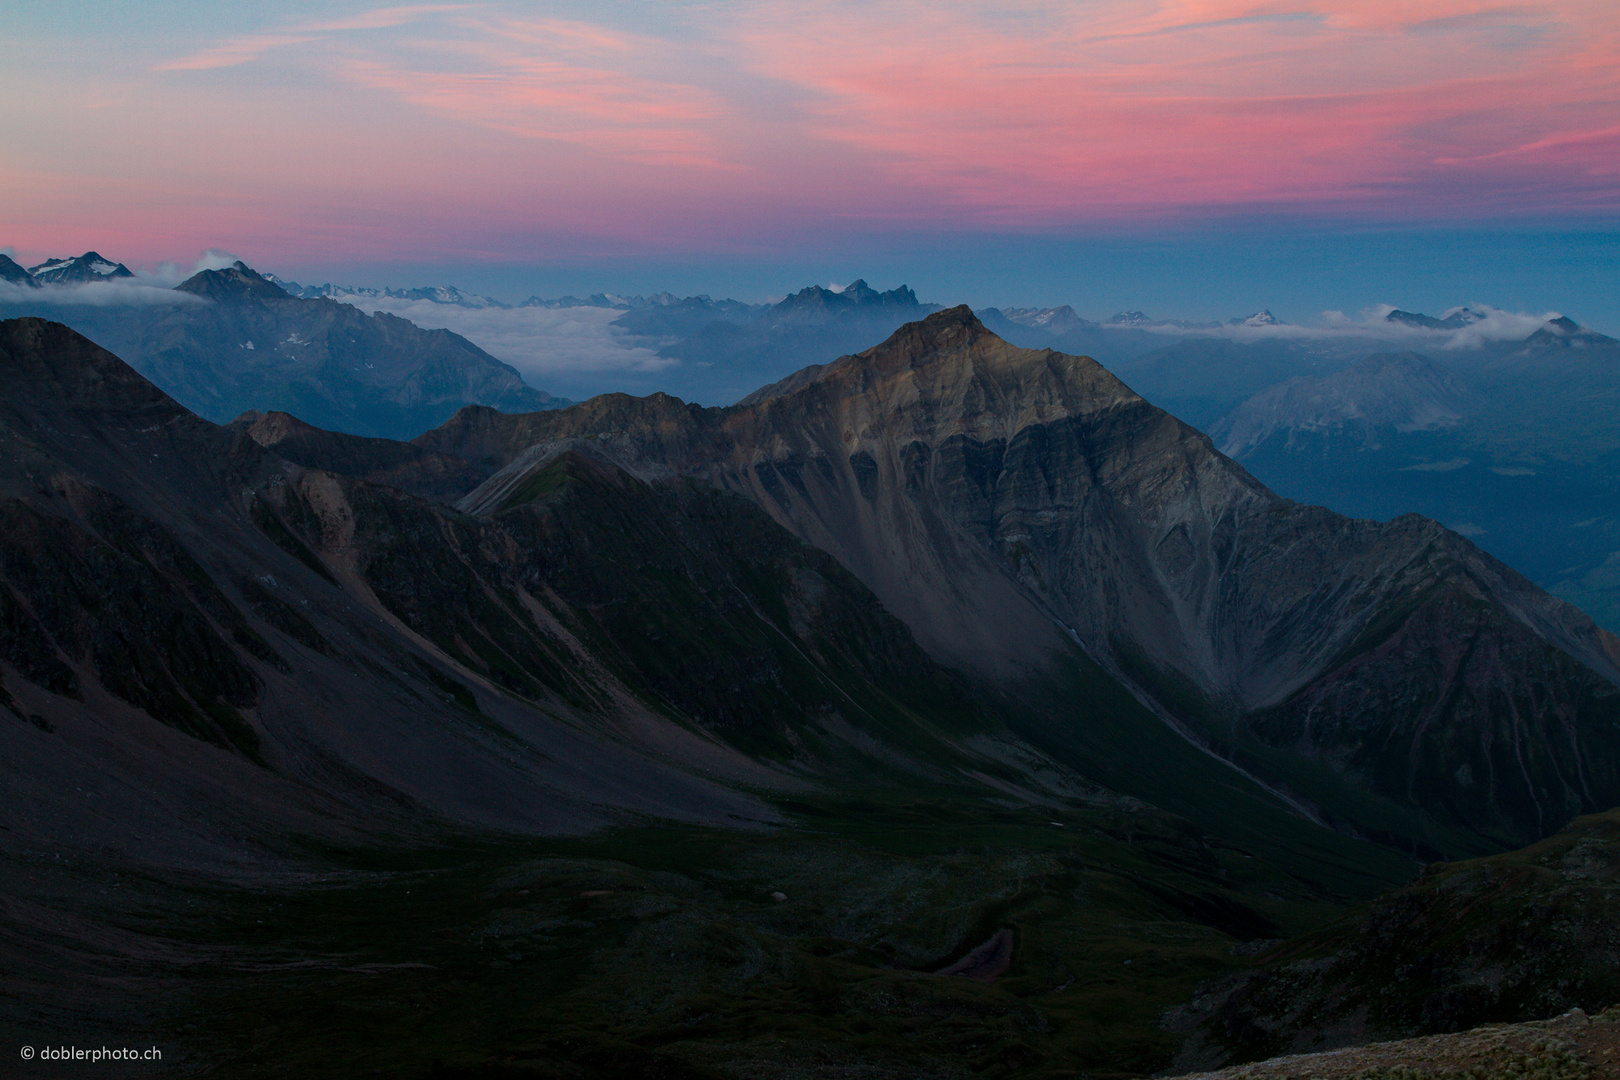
421, 306, 1620, 854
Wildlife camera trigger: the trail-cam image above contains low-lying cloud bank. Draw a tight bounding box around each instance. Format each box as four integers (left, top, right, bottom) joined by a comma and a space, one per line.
0, 280, 208, 308
351, 297, 674, 379
1116, 304, 1572, 348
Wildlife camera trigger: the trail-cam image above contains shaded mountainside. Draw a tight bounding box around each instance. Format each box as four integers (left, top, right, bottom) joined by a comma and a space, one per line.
1206, 325, 1620, 637
0, 262, 567, 439
5, 314, 1618, 1077
3, 315, 1123, 858
0, 317, 770, 854
2, 316, 1427, 1078
1167, 808, 1620, 1072
0, 253, 39, 287
1212, 353, 1475, 459
417, 307, 1620, 855
226, 408, 489, 503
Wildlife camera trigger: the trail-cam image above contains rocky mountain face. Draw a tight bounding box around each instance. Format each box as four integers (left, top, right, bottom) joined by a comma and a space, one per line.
177, 260, 294, 302
25, 250, 134, 284
6, 312, 1619, 1075
0, 261, 567, 438
0, 253, 38, 287
0, 318, 782, 851
225, 409, 490, 502
418, 307, 1620, 853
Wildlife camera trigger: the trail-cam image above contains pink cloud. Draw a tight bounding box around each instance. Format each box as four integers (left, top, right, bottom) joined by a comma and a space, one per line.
5, 0, 1616, 263
727, 0, 1620, 219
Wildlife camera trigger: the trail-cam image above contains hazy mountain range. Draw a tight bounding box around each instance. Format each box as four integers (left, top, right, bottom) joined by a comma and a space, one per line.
0, 259, 567, 439
5, 250, 1617, 641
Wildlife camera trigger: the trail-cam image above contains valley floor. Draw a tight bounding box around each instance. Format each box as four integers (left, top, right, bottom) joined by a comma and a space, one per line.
2, 790, 1383, 1080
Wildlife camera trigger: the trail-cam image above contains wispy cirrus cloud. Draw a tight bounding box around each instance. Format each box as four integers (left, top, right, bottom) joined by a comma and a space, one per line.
154, 6, 472, 70
157, 7, 739, 167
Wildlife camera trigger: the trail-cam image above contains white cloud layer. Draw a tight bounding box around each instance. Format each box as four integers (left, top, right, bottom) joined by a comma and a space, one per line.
350, 297, 675, 378
1114, 304, 1569, 347
134, 249, 247, 287
0, 280, 207, 308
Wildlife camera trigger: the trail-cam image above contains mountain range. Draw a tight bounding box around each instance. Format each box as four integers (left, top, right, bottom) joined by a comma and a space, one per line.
8, 250, 1618, 636
0, 259, 567, 438
5, 306, 1620, 1074
25, 250, 134, 284
989, 305, 1620, 638
413, 306, 1620, 854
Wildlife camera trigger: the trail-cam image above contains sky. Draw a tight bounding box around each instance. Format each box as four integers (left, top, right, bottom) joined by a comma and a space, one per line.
3, 1, 1618, 326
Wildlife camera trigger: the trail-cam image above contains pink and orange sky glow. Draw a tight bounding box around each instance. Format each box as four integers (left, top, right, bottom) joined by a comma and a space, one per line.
3, 1, 1617, 317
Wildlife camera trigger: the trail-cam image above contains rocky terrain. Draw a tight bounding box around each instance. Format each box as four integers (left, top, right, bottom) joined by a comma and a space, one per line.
4, 310, 1619, 1076
1170, 1007, 1615, 1080
415, 306, 1620, 855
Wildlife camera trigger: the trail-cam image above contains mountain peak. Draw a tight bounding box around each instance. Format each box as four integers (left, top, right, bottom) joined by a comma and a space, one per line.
176, 260, 291, 301
772, 279, 924, 320
1386, 307, 1483, 330
1230, 309, 1281, 327
26, 251, 135, 285
0, 252, 39, 288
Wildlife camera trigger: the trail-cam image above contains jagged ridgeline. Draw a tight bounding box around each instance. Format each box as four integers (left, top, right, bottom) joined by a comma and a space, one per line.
5, 307, 1619, 857
415, 305, 1620, 857
5, 311, 1620, 1076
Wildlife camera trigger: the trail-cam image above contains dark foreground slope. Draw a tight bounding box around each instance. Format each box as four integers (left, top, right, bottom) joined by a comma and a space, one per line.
1168, 806, 1620, 1071
419, 307, 1620, 857
1170, 1007, 1615, 1080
